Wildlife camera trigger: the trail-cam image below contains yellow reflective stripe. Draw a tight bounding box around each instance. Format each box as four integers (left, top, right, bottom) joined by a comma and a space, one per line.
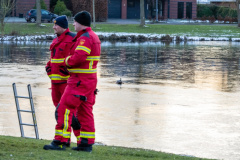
59, 144, 64, 148
76, 135, 81, 141
51, 58, 65, 63
62, 132, 71, 138
55, 129, 70, 138
86, 56, 100, 61
55, 129, 63, 136
49, 74, 69, 80
65, 56, 71, 67
80, 131, 95, 139
67, 68, 97, 73
76, 46, 91, 54
86, 56, 100, 70
63, 109, 70, 134
89, 61, 93, 69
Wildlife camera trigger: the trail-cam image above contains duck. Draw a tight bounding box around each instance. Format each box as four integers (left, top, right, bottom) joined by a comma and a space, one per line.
116, 78, 123, 85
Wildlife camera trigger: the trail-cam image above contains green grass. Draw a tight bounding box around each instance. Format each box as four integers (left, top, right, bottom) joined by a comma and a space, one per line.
0, 135, 213, 160
2, 22, 240, 38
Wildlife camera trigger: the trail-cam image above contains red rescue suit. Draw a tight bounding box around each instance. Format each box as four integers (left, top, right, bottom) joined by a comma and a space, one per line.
46, 28, 76, 107
54, 27, 101, 146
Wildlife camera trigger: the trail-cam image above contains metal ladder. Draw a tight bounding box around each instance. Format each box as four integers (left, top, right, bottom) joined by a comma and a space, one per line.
12, 83, 39, 139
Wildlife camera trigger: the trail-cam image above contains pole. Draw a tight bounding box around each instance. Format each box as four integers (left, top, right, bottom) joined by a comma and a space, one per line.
238, 0, 240, 27
156, 0, 158, 22
93, 0, 96, 28
140, 0, 145, 26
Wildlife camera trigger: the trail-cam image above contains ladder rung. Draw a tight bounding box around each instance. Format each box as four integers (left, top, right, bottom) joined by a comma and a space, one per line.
16, 96, 30, 99
18, 110, 33, 113
20, 123, 35, 126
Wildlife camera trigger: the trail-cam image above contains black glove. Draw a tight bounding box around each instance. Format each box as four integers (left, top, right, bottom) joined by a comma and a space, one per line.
59, 66, 69, 75
46, 66, 51, 73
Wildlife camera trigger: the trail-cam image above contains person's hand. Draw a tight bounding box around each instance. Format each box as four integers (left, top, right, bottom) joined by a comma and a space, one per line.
46, 66, 51, 73
59, 66, 69, 75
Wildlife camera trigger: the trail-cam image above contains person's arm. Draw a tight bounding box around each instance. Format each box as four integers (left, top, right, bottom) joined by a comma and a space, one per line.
65, 36, 92, 68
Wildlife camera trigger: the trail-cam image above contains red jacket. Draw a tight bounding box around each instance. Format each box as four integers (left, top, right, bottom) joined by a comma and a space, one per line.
46, 28, 76, 84
65, 27, 101, 96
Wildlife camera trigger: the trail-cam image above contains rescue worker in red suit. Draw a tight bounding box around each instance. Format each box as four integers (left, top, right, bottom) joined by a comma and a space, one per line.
46, 15, 75, 107
44, 11, 101, 152
45, 15, 77, 146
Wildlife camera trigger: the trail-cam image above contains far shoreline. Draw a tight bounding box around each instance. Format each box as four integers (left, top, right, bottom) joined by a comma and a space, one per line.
1, 32, 240, 42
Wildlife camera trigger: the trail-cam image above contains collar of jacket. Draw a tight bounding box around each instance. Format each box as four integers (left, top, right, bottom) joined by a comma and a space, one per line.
50, 28, 71, 51
57, 28, 70, 42
73, 27, 91, 42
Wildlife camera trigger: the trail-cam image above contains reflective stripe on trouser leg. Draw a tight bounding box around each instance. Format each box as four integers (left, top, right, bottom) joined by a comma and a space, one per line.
77, 131, 95, 142
54, 109, 71, 141
54, 85, 82, 143
63, 109, 71, 138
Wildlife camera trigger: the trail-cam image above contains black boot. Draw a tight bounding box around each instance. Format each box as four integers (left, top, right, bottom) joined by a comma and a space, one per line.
72, 144, 92, 152
43, 140, 66, 150
65, 138, 71, 147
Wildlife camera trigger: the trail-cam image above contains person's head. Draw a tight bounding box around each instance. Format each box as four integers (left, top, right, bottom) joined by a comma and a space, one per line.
53, 15, 68, 36
73, 11, 91, 32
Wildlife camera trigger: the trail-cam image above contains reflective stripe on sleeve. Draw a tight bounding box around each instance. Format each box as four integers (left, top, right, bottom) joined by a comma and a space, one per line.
65, 56, 71, 67
67, 68, 97, 73
51, 58, 65, 63
48, 74, 69, 80
86, 56, 100, 61
75, 46, 91, 54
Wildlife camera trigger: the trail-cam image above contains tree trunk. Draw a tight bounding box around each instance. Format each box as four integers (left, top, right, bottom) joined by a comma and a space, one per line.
140, 0, 145, 27
36, 0, 41, 26
0, 20, 4, 36
0, 0, 16, 35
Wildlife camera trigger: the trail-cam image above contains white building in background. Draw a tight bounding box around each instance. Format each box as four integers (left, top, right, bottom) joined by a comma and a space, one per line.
197, 0, 235, 4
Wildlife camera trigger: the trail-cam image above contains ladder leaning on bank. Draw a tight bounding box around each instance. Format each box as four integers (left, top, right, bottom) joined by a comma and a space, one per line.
12, 83, 39, 139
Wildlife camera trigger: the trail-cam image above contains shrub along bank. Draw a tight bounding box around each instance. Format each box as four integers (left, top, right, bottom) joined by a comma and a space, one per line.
197, 4, 237, 23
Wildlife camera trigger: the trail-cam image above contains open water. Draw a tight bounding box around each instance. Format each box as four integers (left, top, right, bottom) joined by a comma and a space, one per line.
1, 41, 240, 160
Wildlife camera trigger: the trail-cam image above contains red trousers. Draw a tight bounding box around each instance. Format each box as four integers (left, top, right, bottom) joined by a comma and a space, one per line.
54, 84, 96, 145
51, 83, 67, 107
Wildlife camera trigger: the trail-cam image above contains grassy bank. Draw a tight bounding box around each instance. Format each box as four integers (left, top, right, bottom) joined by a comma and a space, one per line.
0, 135, 212, 160
2, 23, 240, 38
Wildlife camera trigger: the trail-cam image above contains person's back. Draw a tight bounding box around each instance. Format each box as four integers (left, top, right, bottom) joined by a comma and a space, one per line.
66, 27, 101, 90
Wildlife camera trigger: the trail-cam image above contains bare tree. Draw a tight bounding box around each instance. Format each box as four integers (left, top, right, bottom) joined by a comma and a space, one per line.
36, 0, 41, 26
0, 0, 15, 36
140, 0, 145, 27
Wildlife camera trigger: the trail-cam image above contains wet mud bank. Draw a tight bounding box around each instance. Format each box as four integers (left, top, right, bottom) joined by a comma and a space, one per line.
1, 32, 240, 42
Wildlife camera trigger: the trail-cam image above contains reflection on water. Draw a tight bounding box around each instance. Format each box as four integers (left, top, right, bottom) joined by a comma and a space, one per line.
1, 41, 240, 160
0, 41, 50, 65
100, 41, 240, 92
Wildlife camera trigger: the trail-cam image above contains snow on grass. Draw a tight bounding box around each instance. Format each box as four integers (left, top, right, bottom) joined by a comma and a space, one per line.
1, 32, 240, 42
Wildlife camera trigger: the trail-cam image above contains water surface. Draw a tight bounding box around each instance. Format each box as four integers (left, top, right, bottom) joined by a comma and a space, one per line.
1, 41, 240, 160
